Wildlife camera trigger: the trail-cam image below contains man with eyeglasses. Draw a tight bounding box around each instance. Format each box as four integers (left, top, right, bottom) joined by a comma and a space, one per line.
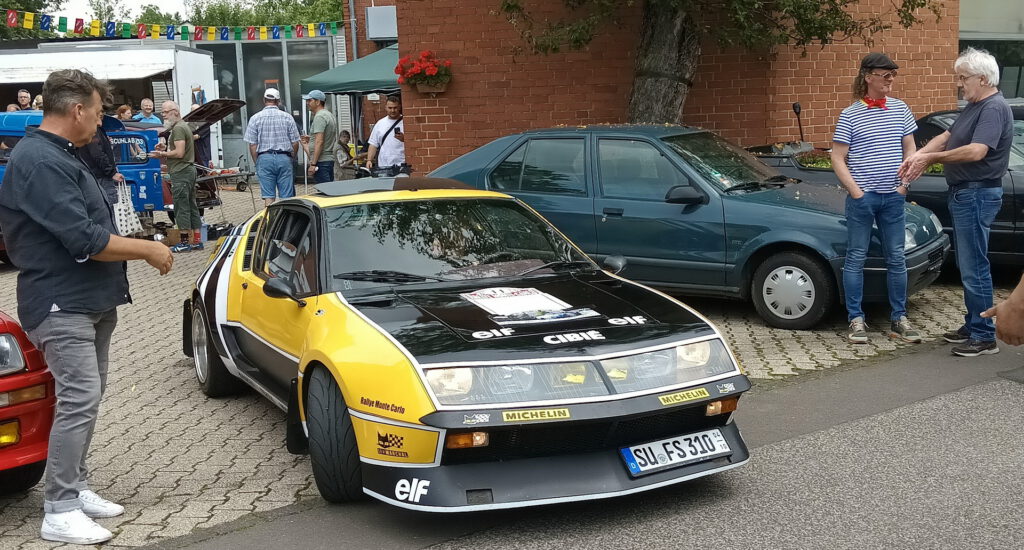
831, 52, 921, 345
150, 101, 201, 253
900, 47, 1013, 357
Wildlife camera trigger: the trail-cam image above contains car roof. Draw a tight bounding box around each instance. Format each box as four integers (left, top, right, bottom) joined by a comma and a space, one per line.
292, 177, 513, 208
516, 124, 705, 137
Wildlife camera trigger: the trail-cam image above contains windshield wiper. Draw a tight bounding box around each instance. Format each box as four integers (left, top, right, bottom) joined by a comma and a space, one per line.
724, 176, 794, 193
516, 260, 594, 276
723, 181, 767, 193
333, 270, 452, 282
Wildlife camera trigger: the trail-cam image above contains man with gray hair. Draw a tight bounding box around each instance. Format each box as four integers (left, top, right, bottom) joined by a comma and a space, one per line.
150, 100, 201, 252
0, 69, 174, 545
900, 47, 1014, 357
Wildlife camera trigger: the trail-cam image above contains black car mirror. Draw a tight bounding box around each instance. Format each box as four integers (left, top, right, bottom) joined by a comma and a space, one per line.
665, 185, 706, 205
602, 254, 627, 274
263, 277, 307, 306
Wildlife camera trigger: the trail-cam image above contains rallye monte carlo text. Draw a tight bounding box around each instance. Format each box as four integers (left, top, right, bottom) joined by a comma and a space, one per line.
183, 177, 751, 511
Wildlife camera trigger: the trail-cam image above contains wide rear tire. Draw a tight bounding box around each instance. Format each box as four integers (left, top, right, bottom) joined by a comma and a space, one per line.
306, 367, 364, 503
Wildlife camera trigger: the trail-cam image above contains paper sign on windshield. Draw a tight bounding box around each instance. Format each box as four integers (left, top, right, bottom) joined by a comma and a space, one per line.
461, 287, 600, 325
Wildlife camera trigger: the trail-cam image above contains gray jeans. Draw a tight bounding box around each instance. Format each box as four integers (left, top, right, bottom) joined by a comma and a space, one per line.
26, 309, 117, 513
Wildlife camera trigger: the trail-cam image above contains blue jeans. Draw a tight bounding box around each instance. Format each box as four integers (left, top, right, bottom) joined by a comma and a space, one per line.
843, 191, 908, 322
313, 161, 334, 183
26, 309, 117, 513
256, 153, 295, 200
949, 186, 1003, 341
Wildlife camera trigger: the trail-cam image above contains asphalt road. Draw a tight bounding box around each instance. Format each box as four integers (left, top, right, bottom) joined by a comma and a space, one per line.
145, 344, 1024, 550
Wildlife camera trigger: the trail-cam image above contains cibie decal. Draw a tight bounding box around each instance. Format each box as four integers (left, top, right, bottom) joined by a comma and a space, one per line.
608, 316, 648, 325
463, 413, 490, 425
543, 330, 605, 344
658, 388, 710, 406
377, 432, 409, 458
395, 478, 430, 503
502, 408, 570, 422
461, 287, 600, 325
717, 383, 736, 394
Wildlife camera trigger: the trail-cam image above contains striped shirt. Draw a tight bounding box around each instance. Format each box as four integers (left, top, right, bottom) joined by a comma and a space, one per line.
244, 105, 300, 154
833, 97, 917, 193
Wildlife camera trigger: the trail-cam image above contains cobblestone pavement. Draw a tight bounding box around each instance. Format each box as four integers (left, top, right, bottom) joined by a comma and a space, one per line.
0, 185, 1011, 548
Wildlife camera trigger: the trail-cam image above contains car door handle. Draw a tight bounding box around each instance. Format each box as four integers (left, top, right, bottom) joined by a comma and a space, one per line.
602, 207, 624, 217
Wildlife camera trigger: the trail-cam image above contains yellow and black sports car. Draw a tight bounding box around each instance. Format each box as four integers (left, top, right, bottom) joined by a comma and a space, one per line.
183, 177, 750, 511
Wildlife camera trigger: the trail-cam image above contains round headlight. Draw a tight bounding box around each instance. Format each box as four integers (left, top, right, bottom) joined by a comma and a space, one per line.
425, 367, 473, 397
486, 365, 534, 395
676, 341, 711, 366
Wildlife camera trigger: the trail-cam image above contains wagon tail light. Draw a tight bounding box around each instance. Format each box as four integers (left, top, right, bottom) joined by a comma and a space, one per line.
445, 431, 489, 449
705, 396, 739, 416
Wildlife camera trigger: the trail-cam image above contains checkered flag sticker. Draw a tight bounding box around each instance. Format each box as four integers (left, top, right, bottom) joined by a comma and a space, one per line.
377, 432, 403, 449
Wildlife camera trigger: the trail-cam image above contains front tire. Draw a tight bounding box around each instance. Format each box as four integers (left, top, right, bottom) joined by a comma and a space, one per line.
751, 251, 834, 330
0, 461, 45, 494
306, 367, 363, 503
191, 304, 245, 397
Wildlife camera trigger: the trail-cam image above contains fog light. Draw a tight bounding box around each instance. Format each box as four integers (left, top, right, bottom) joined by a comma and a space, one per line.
0, 420, 20, 448
0, 384, 47, 408
706, 396, 739, 416
445, 431, 489, 449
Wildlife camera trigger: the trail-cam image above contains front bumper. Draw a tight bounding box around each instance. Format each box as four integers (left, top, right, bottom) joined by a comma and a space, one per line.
361, 421, 748, 511
832, 233, 950, 301
0, 369, 55, 470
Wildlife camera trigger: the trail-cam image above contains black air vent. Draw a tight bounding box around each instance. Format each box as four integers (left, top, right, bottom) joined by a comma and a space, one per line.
241, 219, 261, 271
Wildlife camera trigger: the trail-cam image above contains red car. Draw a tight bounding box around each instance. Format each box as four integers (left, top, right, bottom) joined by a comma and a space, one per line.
0, 309, 54, 494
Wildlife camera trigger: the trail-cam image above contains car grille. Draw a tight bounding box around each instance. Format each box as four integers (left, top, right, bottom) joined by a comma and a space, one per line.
441, 405, 724, 465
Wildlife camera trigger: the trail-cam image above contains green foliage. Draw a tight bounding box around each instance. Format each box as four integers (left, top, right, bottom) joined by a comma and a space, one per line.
88, 0, 128, 21
185, 0, 343, 27
498, 0, 942, 55
136, 4, 180, 24
0, 0, 63, 40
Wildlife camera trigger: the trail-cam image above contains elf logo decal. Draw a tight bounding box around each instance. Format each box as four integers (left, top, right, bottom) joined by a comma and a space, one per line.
543, 330, 605, 344
395, 478, 430, 503
377, 432, 409, 458
608, 316, 648, 325
502, 408, 570, 422
472, 328, 515, 339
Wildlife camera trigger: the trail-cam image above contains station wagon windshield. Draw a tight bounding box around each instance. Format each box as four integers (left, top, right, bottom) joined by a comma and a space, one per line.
325, 198, 590, 291
662, 132, 781, 190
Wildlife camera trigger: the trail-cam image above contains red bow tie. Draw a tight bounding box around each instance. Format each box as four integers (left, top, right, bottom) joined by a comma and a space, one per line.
863, 96, 887, 109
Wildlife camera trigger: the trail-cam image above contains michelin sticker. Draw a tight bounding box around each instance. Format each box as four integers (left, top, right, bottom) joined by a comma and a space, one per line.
461, 287, 600, 325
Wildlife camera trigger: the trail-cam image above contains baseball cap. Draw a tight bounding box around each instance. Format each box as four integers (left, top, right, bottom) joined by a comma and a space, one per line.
860, 53, 898, 70
302, 90, 326, 101
264, 88, 281, 100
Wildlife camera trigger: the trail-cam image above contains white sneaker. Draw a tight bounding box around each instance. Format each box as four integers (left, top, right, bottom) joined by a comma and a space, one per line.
40, 509, 113, 545
80, 489, 125, 518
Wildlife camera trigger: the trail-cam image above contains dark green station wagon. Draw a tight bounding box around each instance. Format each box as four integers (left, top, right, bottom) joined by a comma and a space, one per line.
430, 125, 950, 330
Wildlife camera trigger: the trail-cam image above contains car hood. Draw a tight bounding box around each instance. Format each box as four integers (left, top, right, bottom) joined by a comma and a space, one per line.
345, 272, 716, 365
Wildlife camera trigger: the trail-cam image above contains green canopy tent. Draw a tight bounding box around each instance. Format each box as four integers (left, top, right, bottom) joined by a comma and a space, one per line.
300, 44, 399, 95
300, 44, 400, 153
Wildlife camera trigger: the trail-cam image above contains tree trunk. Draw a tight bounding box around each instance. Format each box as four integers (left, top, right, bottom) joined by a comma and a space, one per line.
627, 1, 701, 123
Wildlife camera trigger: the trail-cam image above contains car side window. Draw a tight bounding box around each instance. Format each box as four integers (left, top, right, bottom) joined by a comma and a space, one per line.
109, 135, 149, 164
598, 139, 686, 201
254, 209, 316, 296
490, 139, 587, 196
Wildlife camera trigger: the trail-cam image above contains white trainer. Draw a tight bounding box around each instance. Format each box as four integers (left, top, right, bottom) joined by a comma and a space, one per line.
40, 509, 113, 545
80, 489, 125, 518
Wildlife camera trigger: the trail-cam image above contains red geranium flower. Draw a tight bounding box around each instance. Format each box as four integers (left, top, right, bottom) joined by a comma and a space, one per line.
393, 49, 453, 89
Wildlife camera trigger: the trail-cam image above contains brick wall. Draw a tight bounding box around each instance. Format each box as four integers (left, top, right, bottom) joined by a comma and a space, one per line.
390, 1, 959, 172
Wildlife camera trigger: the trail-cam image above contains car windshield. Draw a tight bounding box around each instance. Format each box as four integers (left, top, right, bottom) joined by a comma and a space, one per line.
661, 132, 781, 190
325, 198, 591, 291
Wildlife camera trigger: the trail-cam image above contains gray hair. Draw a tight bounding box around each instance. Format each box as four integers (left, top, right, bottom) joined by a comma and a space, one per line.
41, 69, 110, 116
955, 47, 1000, 87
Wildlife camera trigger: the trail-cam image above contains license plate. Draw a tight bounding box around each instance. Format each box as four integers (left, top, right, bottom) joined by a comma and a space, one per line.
619, 428, 731, 476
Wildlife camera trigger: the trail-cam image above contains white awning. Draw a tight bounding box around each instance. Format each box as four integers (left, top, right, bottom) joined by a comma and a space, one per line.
0, 48, 175, 84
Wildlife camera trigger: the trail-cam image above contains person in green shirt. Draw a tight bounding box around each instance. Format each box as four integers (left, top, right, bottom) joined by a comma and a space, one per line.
300, 90, 337, 183
151, 100, 201, 253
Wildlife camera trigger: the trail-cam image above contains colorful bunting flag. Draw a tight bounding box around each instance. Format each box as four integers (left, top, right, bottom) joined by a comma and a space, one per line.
105, 21, 115, 37
246, 26, 255, 40
271, 25, 280, 39
151, 24, 160, 39
295, 24, 304, 38
40, 14, 51, 31
219, 26, 228, 40
180, 25, 188, 40
5, 9, 16, 27
317, 23, 326, 36
207, 26, 215, 40
259, 26, 267, 40
137, 23, 147, 39
122, 22, 130, 38
234, 26, 242, 40
22, 12, 33, 29
194, 26, 203, 41
284, 25, 291, 39
330, 22, 337, 35
58, 16, 66, 32
73, 18, 83, 34
90, 19, 99, 36
306, 23, 314, 36
166, 24, 175, 40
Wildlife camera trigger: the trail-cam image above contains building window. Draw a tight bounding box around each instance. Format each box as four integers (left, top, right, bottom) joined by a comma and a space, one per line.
960, 40, 1024, 98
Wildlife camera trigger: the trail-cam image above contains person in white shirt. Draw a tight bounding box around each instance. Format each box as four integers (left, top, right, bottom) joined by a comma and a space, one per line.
366, 95, 404, 171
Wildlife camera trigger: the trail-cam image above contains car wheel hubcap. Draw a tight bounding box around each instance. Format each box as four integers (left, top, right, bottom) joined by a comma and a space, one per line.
192, 308, 209, 383
761, 265, 816, 320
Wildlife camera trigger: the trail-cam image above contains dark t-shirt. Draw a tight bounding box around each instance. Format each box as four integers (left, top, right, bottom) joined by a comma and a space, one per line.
944, 92, 1013, 185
